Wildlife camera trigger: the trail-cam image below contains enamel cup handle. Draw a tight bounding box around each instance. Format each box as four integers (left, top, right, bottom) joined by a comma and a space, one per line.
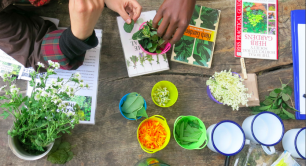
262, 145, 275, 155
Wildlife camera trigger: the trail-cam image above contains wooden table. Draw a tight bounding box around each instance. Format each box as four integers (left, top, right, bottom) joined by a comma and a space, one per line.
0, 0, 305, 165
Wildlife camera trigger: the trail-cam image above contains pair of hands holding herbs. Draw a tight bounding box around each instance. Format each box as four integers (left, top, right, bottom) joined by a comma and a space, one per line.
69, 0, 195, 44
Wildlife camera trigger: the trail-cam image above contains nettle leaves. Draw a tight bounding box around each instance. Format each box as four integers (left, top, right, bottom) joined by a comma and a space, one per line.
250, 80, 297, 120
132, 20, 165, 53
124, 20, 135, 33
122, 92, 148, 120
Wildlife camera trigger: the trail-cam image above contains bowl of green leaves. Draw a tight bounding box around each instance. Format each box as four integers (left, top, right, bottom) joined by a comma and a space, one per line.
174, 116, 208, 150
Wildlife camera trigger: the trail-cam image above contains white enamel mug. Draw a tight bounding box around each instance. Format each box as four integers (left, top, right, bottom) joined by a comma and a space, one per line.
242, 111, 284, 155
282, 127, 306, 159
207, 120, 245, 156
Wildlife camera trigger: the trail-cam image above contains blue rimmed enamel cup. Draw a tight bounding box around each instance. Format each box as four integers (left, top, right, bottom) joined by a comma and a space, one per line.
242, 111, 285, 155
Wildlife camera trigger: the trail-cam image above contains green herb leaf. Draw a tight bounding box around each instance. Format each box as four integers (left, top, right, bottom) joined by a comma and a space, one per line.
124, 19, 134, 33
282, 108, 295, 119
156, 50, 162, 54
0, 111, 10, 119
269, 91, 278, 97
259, 105, 271, 110
279, 114, 290, 120
274, 88, 281, 93
146, 42, 153, 49
263, 99, 273, 105
269, 109, 281, 114
136, 107, 148, 118
282, 86, 293, 95
282, 93, 290, 101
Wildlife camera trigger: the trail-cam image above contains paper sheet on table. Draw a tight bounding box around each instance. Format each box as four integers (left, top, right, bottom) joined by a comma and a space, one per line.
298, 24, 305, 115
27, 29, 102, 125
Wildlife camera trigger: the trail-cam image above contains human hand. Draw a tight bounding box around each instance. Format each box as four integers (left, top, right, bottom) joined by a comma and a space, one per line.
69, 0, 105, 40
152, 0, 196, 44
104, 0, 142, 24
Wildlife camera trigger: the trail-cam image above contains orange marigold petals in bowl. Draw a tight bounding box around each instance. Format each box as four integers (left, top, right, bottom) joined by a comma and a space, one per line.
137, 115, 171, 153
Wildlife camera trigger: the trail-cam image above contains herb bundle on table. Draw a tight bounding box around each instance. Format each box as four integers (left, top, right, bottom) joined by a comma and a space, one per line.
250, 80, 298, 119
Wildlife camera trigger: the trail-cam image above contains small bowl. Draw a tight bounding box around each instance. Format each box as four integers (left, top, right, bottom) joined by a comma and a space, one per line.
151, 81, 178, 107
137, 115, 171, 153
138, 22, 171, 55
207, 72, 241, 104
173, 116, 208, 150
119, 93, 147, 120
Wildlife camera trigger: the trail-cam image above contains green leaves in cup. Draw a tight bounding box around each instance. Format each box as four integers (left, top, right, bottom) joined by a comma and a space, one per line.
124, 20, 135, 33
122, 92, 148, 120
250, 79, 298, 120
175, 119, 203, 145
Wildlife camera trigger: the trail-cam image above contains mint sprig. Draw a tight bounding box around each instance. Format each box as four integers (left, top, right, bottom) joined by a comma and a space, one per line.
250, 79, 298, 119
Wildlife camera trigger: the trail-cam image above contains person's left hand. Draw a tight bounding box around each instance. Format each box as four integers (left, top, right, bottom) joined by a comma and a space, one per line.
152, 0, 196, 44
104, 0, 142, 24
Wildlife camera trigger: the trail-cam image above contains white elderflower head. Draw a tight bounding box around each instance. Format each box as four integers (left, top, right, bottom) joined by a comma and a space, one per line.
51, 79, 57, 85
48, 60, 54, 66
41, 91, 49, 98
47, 68, 54, 73
74, 72, 81, 80
79, 83, 84, 88
54, 62, 60, 69
37, 62, 45, 68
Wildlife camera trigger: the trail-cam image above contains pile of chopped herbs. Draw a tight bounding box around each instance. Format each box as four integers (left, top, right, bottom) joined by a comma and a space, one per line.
175, 119, 203, 145
250, 79, 298, 119
121, 92, 148, 120
153, 87, 170, 106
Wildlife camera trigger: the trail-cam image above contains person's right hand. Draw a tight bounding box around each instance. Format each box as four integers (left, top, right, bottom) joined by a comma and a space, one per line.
104, 0, 142, 24
69, 0, 105, 40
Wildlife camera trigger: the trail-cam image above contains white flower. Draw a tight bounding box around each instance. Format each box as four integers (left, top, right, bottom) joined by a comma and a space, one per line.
0, 85, 7, 91
37, 62, 45, 68
79, 83, 84, 88
47, 68, 54, 73
41, 91, 49, 97
10, 84, 16, 89
35, 88, 43, 93
34, 93, 41, 101
54, 62, 60, 69
74, 72, 81, 80
48, 60, 54, 66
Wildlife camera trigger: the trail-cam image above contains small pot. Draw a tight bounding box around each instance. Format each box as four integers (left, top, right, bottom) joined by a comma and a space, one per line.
8, 126, 54, 161
138, 22, 171, 55
207, 72, 241, 104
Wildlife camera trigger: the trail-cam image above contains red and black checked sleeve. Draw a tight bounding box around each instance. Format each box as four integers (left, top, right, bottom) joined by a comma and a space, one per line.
42, 27, 98, 70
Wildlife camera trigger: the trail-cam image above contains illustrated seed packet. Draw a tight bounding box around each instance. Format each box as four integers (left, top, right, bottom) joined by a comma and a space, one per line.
235, 0, 278, 59
171, 5, 221, 68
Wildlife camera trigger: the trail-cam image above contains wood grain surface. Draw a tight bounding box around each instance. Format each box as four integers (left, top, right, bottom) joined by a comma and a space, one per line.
0, 0, 305, 165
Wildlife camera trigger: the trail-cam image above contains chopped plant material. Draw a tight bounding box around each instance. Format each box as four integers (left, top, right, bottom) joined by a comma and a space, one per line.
153, 87, 170, 106
122, 92, 148, 120
47, 141, 74, 164
132, 20, 165, 53
123, 19, 134, 33
250, 79, 298, 120
175, 119, 203, 145
206, 70, 251, 110
138, 119, 167, 149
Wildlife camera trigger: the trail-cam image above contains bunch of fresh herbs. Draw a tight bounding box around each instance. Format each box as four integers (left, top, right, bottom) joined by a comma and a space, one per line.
0, 61, 87, 154
175, 119, 203, 145
121, 92, 148, 120
250, 79, 297, 119
131, 20, 165, 53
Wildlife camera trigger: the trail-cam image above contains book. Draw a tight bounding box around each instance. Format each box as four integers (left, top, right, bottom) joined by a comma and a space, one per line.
291, 10, 305, 120
170, 5, 221, 68
235, 0, 278, 60
271, 151, 300, 166
117, 11, 170, 77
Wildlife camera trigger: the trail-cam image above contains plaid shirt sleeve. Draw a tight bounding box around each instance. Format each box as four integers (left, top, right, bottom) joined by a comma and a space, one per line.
14, 0, 50, 6
42, 30, 85, 70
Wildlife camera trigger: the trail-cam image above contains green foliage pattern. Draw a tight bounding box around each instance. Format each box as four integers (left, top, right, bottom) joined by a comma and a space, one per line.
243, 3, 267, 34
173, 35, 195, 63
192, 39, 213, 67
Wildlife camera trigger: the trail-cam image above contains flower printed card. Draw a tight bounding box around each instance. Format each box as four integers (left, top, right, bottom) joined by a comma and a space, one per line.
117, 11, 169, 77
171, 5, 221, 68
235, 0, 278, 59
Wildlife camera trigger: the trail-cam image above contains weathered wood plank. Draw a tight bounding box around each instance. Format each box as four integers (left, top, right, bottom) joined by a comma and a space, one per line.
1, 67, 304, 166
